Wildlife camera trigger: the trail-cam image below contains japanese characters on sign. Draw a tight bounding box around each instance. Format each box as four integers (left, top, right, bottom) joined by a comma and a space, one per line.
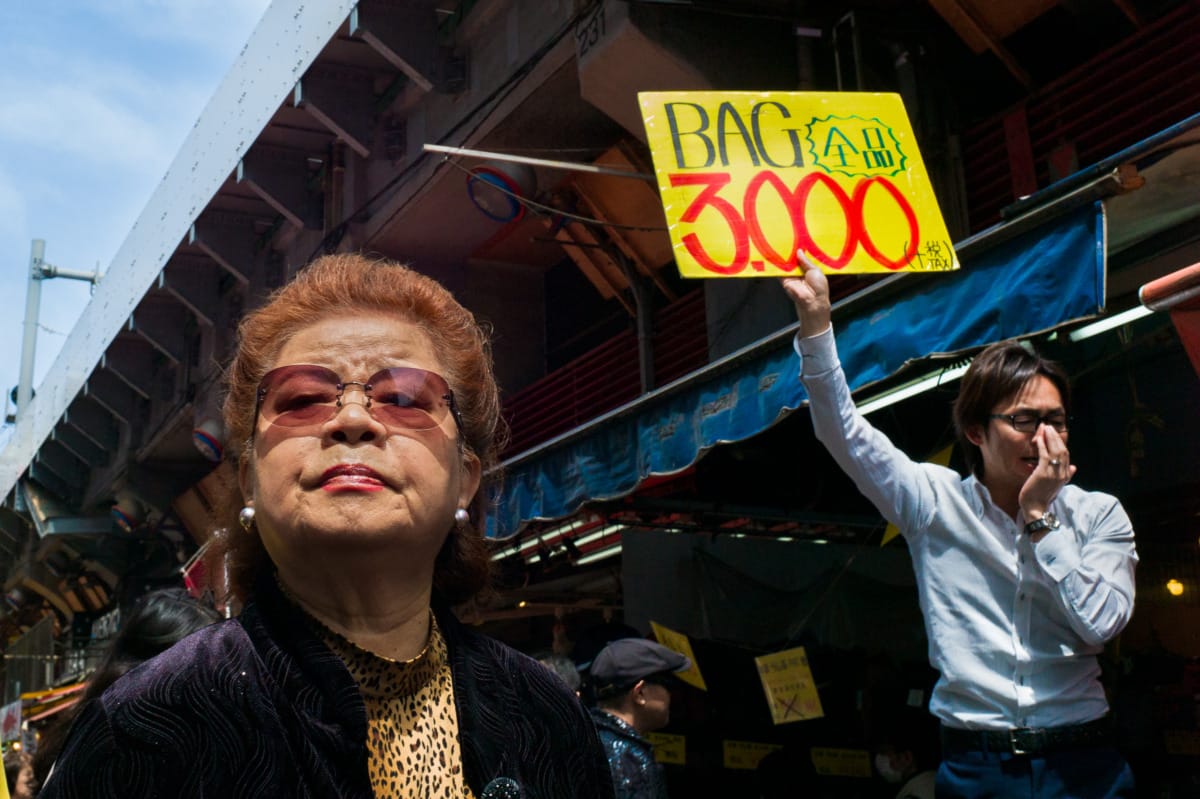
810, 747, 874, 778
645, 732, 688, 765
639, 91, 959, 277
754, 646, 824, 725
723, 740, 783, 770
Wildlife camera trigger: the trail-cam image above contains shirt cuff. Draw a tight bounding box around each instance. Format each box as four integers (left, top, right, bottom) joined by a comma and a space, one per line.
792, 325, 838, 378
1032, 525, 1082, 582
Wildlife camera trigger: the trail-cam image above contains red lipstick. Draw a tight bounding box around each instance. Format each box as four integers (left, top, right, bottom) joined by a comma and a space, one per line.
320, 464, 385, 492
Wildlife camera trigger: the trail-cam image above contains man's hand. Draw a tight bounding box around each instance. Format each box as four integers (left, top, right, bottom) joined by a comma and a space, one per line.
780, 253, 831, 338
1019, 424, 1077, 538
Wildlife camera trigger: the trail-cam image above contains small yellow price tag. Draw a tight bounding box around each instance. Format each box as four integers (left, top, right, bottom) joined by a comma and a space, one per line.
645, 731, 687, 765
723, 740, 783, 770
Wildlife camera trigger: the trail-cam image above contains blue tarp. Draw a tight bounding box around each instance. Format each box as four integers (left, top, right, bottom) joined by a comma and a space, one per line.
488, 203, 1106, 538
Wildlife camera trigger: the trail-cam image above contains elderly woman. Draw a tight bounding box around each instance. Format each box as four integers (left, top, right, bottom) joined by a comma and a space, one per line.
41, 254, 614, 799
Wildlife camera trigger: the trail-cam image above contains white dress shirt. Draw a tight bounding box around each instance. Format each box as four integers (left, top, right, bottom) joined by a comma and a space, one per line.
796, 327, 1137, 731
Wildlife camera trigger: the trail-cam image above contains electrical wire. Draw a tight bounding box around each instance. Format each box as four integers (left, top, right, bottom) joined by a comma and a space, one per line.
443, 158, 668, 233
305, 1, 607, 263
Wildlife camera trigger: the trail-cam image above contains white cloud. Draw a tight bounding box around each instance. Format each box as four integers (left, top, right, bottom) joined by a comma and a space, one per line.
89, 0, 272, 52
0, 82, 177, 175
0, 0, 271, 416
0, 36, 227, 177
0, 0, 272, 176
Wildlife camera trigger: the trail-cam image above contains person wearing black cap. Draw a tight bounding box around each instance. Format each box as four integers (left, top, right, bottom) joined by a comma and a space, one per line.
587, 638, 690, 799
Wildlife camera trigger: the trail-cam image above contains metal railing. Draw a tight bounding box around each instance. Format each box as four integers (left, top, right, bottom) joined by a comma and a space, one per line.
501, 288, 707, 456
964, 1, 1200, 230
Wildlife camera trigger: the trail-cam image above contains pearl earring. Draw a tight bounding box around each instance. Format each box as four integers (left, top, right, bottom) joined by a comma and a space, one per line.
238, 505, 256, 531
454, 508, 470, 528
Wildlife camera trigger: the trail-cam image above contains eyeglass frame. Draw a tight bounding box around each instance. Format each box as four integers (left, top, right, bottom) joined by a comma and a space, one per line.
253, 364, 465, 435
988, 412, 1070, 434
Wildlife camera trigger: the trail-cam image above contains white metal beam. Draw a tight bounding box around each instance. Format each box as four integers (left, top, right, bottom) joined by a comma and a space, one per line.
0, 0, 357, 503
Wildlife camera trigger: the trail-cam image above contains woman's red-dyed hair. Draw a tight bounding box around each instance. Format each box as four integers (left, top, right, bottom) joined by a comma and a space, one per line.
214, 253, 504, 604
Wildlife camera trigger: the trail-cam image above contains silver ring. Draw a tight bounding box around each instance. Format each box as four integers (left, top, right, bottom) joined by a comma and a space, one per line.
1049, 459, 1061, 467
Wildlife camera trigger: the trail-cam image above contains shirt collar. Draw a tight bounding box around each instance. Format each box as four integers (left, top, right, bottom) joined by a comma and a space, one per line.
964, 473, 990, 515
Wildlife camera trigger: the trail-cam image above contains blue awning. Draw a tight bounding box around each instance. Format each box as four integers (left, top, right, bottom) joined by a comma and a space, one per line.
488, 203, 1106, 538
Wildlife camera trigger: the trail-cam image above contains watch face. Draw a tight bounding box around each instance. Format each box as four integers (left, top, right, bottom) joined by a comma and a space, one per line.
1025, 513, 1058, 534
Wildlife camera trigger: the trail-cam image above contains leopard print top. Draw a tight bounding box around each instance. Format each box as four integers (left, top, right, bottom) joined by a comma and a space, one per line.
315, 613, 477, 799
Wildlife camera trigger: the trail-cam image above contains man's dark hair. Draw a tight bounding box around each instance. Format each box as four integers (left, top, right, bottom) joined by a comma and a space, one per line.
952, 341, 1071, 478
596, 687, 634, 711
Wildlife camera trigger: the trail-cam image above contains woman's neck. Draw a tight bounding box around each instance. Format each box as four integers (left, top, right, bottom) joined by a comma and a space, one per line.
274, 561, 434, 661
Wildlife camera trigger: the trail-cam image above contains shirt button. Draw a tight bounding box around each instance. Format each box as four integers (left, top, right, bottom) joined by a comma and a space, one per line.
1019, 676, 1026, 685
1019, 556, 1025, 565
1019, 593, 1026, 601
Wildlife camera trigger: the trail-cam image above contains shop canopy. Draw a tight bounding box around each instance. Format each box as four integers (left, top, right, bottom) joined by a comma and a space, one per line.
1141, 262, 1200, 377
488, 203, 1106, 539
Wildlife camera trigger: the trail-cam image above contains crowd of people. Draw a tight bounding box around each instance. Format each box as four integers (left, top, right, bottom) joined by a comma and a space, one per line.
2, 253, 1136, 798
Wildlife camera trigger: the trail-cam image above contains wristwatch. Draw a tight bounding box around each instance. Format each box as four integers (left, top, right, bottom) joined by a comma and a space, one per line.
1024, 512, 1060, 535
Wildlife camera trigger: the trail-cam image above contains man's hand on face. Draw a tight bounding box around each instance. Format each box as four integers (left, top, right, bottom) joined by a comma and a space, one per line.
1019, 424, 1078, 539
780, 253, 832, 339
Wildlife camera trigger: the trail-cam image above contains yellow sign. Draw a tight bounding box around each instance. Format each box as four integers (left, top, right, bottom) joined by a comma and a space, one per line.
810, 747, 873, 778
645, 731, 687, 765
639, 91, 959, 278
723, 740, 783, 770
755, 646, 824, 724
649, 621, 708, 691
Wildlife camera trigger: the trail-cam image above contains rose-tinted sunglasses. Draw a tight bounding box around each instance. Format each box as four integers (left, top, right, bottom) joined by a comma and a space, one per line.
255, 364, 463, 434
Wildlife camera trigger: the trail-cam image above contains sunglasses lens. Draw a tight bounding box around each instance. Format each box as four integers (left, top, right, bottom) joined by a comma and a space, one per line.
367, 368, 448, 430
259, 366, 340, 427
257, 366, 454, 432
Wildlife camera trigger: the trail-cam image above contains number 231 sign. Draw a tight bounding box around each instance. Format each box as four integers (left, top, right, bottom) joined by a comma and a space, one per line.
639, 91, 959, 277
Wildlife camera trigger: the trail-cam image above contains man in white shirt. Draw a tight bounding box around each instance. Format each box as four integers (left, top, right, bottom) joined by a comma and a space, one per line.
782, 265, 1137, 798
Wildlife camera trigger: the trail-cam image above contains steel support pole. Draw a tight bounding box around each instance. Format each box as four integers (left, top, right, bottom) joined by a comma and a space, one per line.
17, 240, 45, 420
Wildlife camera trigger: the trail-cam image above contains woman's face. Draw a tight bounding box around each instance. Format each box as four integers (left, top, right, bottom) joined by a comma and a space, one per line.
240, 311, 480, 569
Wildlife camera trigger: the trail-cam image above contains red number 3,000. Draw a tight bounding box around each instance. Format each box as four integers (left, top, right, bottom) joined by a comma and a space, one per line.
668, 170, 921, 275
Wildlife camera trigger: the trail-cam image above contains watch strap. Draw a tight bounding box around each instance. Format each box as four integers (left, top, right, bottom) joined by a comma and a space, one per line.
1024, 512, 1058, 535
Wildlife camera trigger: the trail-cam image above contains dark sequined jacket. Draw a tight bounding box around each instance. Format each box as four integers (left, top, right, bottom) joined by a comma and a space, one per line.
40, 575, 614, 799
588, 709, 669, 799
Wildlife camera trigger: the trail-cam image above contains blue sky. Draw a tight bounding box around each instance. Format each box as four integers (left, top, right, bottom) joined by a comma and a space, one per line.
0, 0, 271, 445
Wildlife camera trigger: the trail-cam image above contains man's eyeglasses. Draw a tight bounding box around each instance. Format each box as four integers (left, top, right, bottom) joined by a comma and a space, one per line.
255, 364, 463, 434
989, 412, 1070, 434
